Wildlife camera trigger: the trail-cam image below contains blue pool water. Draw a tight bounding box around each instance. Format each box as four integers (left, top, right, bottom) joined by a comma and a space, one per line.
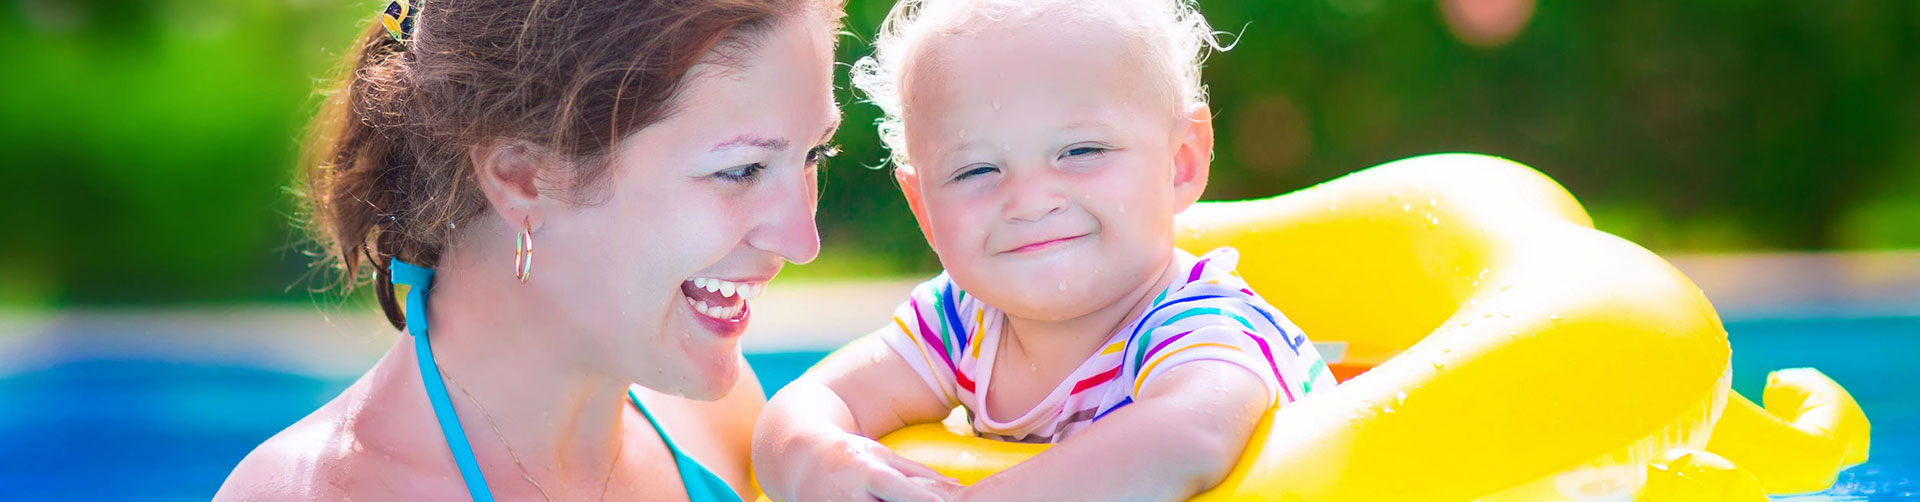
0, 316, 1913, 500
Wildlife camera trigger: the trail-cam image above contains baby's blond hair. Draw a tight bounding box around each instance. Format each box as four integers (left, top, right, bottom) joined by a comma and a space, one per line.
851, 0, 1228, 168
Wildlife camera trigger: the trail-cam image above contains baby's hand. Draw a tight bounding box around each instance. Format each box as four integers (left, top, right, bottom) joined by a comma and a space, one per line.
791, 434, 961, 502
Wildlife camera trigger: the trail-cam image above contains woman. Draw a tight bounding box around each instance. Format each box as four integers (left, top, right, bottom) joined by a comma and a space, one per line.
216, 0, 846, 500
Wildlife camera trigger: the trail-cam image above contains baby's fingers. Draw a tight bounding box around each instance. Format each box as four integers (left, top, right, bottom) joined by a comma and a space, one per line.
878, 449, 956, 487
866, 470, 956, 502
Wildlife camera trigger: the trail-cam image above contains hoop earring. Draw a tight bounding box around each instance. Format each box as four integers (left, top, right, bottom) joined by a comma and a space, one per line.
513, 217, 534, 283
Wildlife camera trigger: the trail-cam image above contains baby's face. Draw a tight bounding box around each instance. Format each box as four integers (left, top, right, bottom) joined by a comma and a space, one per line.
898, 16, 1205, 322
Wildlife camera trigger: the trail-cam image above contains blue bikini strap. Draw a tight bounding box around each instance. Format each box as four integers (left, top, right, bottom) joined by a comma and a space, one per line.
390, 259, 496, 501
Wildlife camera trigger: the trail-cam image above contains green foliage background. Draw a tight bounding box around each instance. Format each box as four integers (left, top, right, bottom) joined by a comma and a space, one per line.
2, 0, 1915, 306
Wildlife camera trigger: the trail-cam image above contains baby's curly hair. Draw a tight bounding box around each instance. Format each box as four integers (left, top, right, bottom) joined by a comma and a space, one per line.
850, 0, 1229, 169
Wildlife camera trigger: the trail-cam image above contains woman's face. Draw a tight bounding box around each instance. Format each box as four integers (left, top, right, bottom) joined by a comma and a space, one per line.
534, 12, 840, 400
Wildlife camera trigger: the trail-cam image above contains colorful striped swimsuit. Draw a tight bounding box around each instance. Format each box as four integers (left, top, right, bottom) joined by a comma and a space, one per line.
879, 247, 1337, 444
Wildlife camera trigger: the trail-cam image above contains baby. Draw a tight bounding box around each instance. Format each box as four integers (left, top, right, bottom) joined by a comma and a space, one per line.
753, 0, 1335, 500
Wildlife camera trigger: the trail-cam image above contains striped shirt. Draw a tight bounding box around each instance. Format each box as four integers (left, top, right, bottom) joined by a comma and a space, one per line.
879, 247, 1336, 444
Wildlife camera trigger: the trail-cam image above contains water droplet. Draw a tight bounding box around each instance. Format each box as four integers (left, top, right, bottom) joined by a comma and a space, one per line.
1394, 391, 1407, 405
1549, 315, 1562, 321
1428, 198, 1438, 207
1482, 312, 1493, 318
1402, 203, 1412, 212
1057, 282, 1068, 292
1499, 284, 1512, 292
991, 100, 1000, 110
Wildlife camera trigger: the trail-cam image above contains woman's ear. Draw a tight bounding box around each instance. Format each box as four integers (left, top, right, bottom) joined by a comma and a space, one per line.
1172, 101, 1215, 212
471, 139, 550, 228
894, 164, 937, 249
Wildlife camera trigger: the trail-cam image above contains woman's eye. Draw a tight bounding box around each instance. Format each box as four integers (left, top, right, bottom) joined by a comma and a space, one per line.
806, 144, 840, 165
952, 165, 998, 181
1061, 146, 1110, 159
715, 163, 765, 183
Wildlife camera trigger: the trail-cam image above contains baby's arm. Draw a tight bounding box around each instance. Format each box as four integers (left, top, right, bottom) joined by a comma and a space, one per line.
753, 333, 962, 502
959, 360, 1273, 502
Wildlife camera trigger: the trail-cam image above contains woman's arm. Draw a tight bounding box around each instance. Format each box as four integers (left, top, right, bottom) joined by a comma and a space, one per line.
753, 333, 961, 501
957, 361, 1272, 502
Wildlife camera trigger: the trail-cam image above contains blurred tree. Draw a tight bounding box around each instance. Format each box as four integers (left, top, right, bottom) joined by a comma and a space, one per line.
1, 0, 1915, 305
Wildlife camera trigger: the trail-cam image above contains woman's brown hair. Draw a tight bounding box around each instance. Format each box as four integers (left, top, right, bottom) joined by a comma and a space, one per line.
303, 0, 835, 330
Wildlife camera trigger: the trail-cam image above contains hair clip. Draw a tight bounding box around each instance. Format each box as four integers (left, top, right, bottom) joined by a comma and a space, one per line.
381, 0, 418, 43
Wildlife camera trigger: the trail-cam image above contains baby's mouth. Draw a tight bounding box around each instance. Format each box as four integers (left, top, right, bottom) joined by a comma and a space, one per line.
1002, 233, 1090, 255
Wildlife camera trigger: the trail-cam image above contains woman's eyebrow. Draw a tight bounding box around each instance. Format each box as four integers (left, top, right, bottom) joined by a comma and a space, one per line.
711, 135, 791, 153
709, 120, 842, 153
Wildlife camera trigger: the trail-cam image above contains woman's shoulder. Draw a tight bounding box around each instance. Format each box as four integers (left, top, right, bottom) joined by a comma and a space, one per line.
214, 373, 451, 501
214, 411, 338, 500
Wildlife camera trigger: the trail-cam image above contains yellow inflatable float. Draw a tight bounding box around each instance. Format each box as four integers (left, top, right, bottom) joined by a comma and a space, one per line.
766, 153, 1872, 501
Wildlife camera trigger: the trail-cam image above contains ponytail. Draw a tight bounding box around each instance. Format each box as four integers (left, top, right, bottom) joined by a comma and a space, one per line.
302, 20, 423, 330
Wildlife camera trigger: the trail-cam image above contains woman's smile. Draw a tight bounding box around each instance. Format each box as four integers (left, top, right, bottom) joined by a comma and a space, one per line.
680, 276, 769, 337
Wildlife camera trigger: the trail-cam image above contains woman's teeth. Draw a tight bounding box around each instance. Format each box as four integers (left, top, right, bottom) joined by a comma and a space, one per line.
685, 277, 765, 320
691, 277, 763, 300
686, 298, 744, 320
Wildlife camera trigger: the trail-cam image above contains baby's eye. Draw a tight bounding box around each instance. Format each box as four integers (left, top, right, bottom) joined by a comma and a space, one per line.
715, 163, 765, 183
952, 165, 999, 182
1060, 145, 1111, 160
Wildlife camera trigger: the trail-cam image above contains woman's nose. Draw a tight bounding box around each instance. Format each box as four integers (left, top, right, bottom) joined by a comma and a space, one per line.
745, 170, 822, 264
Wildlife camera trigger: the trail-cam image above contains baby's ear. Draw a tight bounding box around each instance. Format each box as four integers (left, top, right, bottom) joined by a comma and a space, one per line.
894, 164, 938, 249
1172, 101, 1214, 212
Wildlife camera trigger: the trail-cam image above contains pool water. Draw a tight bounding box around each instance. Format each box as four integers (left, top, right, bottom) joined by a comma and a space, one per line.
0, 316, 1913, 501
1725, 317, 1918, 501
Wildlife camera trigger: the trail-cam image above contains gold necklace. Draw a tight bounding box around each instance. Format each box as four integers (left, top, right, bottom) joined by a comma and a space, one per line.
445, 373, 623, 502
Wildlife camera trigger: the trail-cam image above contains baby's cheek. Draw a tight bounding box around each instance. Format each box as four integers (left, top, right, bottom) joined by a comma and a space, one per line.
928, 210, 983, 248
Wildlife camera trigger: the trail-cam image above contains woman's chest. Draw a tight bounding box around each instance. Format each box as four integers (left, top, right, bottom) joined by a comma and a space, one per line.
342, 440, 698, 502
